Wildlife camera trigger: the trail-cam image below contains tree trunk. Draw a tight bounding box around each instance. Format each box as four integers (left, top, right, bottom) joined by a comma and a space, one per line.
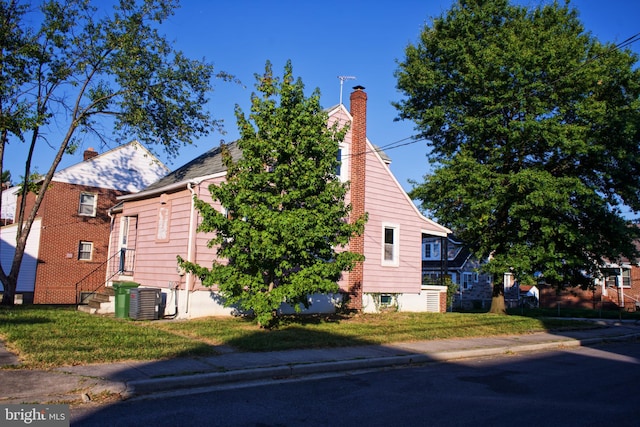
0, 276, 17, 306
488, 281, 506, 314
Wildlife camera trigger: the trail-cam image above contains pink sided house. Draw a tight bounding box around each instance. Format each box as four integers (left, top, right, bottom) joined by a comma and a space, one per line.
106, 87, 451, 318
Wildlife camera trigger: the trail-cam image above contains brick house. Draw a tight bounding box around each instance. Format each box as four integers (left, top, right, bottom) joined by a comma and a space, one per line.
539, 261, 640, 312
105, 87, 452, 318
0, 141, 168, 304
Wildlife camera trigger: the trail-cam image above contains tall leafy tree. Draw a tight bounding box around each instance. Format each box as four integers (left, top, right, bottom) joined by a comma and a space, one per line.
1, 170, 10, 187
180, 61, 366, 327
394, 0, 640, 312
0, 0, 226, 305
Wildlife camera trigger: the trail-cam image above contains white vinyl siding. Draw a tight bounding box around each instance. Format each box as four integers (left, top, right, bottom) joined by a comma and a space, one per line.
0, 218, 41, 292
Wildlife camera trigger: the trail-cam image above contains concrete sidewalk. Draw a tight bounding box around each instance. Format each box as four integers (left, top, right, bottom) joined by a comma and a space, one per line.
1, 320, 639, 405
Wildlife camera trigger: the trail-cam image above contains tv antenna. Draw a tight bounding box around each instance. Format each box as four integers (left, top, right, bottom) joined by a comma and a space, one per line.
338, 75, 356, 105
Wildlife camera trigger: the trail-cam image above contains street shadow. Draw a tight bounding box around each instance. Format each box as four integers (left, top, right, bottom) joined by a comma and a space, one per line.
67, 319, 640, 426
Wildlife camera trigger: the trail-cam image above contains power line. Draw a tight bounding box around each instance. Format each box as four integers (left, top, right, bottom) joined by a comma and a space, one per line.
343, 30, 640, 161
342, 135, 429, 160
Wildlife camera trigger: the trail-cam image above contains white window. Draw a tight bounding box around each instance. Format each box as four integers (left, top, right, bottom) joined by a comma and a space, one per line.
462, 272, 474, 290
78, 193, 97, 216
119, 216, 129, 247
78, 241, 93, 261
423, 239, 441, 260
622, 269, 631, 288
336, 143, 349, 182
382, 223, 399, 266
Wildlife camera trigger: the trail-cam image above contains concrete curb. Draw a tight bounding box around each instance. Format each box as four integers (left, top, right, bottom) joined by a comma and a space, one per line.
125, 332, 640, 398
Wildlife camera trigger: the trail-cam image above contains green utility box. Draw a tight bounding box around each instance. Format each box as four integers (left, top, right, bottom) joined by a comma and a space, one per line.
113, 281, 139, 318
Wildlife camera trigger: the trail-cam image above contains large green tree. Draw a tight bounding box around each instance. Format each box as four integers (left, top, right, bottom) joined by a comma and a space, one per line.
394, 0, 640, 313
180, 61, 366, 327
0, 0, 225, 305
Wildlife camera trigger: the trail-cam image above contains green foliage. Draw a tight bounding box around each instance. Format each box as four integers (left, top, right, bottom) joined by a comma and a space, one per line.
1, 170, 10, 186
444, 276, 458, 308
1, 0, 224, 305
180, 61, 366, 328
18, 171, 44, 195
396, 0, 640, 289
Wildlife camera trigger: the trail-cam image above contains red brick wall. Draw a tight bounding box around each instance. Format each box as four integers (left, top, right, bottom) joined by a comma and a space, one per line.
347, 87, 367, 310
20, 182, 123, 304
539, 268, 640, 311
539, 285, 601, 310
628, 266, 640, 310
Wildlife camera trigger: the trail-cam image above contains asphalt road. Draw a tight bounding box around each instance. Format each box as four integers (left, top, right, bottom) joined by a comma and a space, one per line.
71, 341, 640, 427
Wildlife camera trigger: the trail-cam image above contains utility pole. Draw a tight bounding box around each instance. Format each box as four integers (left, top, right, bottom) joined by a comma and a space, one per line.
338, 75, 356, 105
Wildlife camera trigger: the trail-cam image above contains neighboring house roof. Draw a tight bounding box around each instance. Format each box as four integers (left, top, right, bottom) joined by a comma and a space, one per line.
143, 141, 242, 192
54, 140, 170, 192
373, 144, 391, 165
422, 244, 472, 270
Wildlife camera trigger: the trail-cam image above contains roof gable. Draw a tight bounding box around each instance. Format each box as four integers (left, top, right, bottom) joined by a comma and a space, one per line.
53, 141, 169, 192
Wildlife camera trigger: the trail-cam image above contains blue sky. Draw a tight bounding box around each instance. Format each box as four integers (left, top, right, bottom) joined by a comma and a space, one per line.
4, 0, 640, 206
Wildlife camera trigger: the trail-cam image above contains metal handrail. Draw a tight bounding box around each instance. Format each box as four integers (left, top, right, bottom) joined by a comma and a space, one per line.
75, 248, 135, 304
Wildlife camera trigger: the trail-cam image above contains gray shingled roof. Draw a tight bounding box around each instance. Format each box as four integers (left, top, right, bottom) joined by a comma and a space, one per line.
143, 141, 242, 192
373, 144, 392, 164
141, 134, 391, 193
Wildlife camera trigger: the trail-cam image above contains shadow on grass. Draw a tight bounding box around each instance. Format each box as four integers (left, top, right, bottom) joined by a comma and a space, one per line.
225, 325, 374, 352
0, 306, 53, 326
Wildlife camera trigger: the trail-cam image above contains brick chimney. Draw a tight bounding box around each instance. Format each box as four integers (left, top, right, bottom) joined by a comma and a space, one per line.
83, 147, 98, 161
347, 85, 367, 310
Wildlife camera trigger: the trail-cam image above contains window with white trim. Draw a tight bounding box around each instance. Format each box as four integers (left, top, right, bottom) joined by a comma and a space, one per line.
423, 238, 440, 260
462, 272, 474, 290
382, 223, 399, 266
336, 143, 349, 182
78, 241, 93, 261
78, 193, 97, 217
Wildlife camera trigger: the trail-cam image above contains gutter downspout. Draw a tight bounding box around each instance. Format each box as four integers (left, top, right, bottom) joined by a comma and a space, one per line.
184, 182, 198, 316
106, 210, 115, 285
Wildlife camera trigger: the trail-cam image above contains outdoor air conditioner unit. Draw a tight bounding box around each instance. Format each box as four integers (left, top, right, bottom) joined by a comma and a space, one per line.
129, 288, 162, 320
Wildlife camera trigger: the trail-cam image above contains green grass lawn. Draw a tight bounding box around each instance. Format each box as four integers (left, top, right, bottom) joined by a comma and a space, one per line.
0, 306, 596, 369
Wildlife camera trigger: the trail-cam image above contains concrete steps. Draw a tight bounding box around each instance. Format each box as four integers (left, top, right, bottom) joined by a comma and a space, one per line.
77, 288, 115, 315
